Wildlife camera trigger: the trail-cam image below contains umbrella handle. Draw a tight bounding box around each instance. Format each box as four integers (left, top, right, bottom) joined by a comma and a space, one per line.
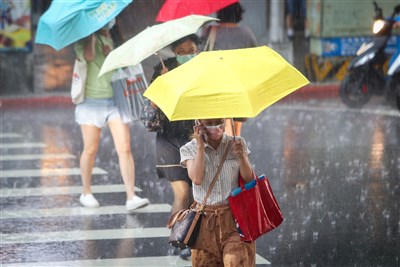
157, 53, 166, 69
230, 118, 236, 141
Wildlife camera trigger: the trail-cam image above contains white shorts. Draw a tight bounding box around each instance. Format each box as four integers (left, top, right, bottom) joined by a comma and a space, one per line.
75, 98, 122, 128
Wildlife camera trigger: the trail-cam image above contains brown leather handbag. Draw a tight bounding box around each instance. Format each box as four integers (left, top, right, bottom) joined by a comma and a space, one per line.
167, 206, 203, 249
167, 142, 231, 250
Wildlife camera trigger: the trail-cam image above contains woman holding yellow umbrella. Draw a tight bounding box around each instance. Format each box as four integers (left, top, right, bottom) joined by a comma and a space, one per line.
180, 117, 256, 266
145, 45, 309, 262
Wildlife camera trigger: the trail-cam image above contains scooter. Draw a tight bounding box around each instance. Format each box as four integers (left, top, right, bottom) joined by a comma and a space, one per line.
339, 2, 400, 108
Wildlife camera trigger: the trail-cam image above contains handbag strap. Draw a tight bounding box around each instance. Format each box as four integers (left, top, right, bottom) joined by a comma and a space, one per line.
199, 141, 231, 209
167, 209, 191, 228
203, 25, 217, 51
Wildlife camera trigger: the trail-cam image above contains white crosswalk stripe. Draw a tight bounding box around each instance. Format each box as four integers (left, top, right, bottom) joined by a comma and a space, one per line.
2, 227, 171, 244
0, 133, 22, 138
1, 184, 141, 197
0, 153, 76, 161
0, 167, 107, 178
2, 204, 172, 219
1, 255, 271, 266
0, 142, 47, 149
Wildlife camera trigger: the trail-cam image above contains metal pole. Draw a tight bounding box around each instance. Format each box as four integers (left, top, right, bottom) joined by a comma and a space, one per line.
269, 0, 285, 43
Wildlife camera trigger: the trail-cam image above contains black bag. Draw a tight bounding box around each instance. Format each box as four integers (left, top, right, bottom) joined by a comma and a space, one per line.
167, 209, 203, 249
140, 98, 163, 132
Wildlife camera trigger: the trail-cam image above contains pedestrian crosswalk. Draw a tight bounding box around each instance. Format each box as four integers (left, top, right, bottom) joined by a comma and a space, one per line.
1, 132, 271, 266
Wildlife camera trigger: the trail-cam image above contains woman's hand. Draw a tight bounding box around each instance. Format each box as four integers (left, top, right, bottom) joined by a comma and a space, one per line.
150, 101, 158, 109
187, 122, 207, 185
83, 34, 96, 62
161, 66, 169, 75
102, 44, 112, 56
193, 122, 207, 148
233, 138, 253, 183
232, 139, 246, 159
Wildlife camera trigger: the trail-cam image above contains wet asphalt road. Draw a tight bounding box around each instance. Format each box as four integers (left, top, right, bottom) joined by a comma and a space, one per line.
1, 95, 399, 266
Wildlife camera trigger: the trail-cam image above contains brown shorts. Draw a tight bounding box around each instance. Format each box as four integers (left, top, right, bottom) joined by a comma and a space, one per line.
192, 203, 256, 267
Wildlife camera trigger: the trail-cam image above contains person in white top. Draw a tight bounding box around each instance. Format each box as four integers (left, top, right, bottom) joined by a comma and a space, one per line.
180, 118, 256, 266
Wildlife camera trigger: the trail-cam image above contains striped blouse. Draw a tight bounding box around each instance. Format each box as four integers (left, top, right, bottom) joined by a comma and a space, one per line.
180, 134, 250, 205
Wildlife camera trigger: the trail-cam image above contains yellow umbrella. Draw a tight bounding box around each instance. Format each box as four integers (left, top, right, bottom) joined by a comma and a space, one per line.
143, 46, 310, 121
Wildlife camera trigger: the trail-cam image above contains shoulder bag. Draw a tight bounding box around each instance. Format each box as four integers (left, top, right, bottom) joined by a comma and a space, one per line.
203, 25, 217, 51
71, 58, 87, 104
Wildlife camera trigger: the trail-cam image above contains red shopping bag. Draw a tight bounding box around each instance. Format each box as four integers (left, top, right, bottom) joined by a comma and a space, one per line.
228, 174, 284, 242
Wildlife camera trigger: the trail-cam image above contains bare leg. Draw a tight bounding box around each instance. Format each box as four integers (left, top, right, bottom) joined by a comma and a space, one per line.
304, 18, 310, 38
108, 119, 135, 200
286, 14, 294, 30
170, 180, 192, 214
286, 14, 295, 38
80, 125, 101, 195
225, 119, 233, 136
224, 120, 242, 137
234, 121, 242, 137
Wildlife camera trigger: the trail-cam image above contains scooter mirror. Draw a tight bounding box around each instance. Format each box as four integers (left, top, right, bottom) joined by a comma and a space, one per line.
373, 2, 383, 19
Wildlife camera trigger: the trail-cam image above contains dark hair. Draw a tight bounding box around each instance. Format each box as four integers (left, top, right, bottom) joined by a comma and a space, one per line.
170, 34, 201, 51
110, 19, 124, 47
217, 2, 244, 23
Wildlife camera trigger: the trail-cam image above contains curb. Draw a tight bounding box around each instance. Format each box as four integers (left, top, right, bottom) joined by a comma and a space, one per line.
284, 83, 339, 101
1, 95, 74, 109
1, 83, 339, 109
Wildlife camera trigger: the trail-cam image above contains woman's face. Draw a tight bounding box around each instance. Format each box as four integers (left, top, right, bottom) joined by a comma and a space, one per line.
174, 39, 198, 65
199, 119, 225, 141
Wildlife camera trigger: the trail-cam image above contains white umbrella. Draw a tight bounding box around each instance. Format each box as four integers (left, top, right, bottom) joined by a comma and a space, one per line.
98, 15, 217, 77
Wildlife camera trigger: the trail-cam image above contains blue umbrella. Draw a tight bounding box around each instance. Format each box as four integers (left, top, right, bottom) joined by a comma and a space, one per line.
35, 0, 132, 51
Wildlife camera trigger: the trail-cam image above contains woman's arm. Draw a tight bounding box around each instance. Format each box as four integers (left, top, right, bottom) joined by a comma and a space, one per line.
232, 139, 253, 183
83, 34, 97, 62
186, 146, 205, 185
186, 123, 207, 185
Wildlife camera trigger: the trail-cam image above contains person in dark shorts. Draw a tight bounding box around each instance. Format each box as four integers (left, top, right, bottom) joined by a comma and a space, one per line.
149, 34, 201, 260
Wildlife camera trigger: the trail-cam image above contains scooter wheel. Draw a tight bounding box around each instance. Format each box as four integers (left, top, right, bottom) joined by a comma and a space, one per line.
384, 75, 400, 111
397, 92, 400, 111
339, 73, 371, 108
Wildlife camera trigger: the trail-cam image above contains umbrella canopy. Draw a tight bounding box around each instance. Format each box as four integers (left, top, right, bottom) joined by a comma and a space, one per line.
35, 0, 132, 51
156, 0, 238, 22
143, 46, 310, 121
98, 15, 217, 77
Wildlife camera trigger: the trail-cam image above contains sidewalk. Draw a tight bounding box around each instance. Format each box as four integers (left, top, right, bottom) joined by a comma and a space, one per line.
0, 82, 339, 109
